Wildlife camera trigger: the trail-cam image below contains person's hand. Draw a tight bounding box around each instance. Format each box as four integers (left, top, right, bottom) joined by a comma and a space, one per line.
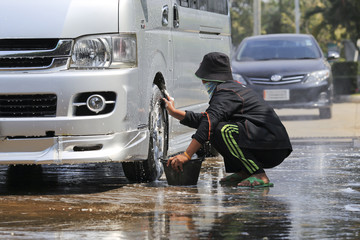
167, 153, 190, 172
163, 95, 175, 114
162, 93, 185, 121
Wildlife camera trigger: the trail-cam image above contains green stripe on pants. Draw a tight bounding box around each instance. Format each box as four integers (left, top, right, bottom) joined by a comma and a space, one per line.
221, 124, 259, 174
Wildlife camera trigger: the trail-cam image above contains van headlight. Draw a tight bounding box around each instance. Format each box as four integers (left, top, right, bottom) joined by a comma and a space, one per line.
70, 34, 137, 69
305, 70, 330, 84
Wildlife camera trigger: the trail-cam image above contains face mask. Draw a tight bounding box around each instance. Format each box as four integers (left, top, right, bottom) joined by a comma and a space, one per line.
203, 81, 218, 98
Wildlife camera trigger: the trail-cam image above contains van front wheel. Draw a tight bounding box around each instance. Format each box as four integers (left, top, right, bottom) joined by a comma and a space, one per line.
122, 85, 168, 182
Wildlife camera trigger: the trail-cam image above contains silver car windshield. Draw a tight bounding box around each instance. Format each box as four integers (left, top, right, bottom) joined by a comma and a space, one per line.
236, 37, 321, 61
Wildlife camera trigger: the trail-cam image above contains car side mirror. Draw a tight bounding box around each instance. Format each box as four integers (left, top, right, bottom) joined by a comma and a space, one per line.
327, 51, 340, 60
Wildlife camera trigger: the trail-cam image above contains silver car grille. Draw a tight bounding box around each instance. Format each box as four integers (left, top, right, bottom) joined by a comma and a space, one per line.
248, 74, 305, 85
0, 39, 73, 71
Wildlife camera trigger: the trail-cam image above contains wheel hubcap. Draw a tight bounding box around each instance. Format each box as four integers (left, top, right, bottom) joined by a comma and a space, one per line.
151, 101, 165, 171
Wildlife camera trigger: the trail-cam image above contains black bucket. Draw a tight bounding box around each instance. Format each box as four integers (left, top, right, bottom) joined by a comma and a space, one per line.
161, 153, 205, 186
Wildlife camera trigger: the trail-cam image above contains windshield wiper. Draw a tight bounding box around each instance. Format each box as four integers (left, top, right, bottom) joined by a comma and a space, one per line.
297, 57, 317, 59
256, 58, 275, 61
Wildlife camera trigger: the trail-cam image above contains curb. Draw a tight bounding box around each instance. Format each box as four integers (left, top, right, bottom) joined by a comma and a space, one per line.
290, 137, 360, 148
334, 95, 360, 103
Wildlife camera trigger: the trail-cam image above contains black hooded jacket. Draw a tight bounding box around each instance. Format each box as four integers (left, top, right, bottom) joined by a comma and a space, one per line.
180, 80, 293, 150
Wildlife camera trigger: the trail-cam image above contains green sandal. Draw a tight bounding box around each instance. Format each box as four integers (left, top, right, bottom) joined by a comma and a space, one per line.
238, 177, 274, 188
220, 173, 246, 183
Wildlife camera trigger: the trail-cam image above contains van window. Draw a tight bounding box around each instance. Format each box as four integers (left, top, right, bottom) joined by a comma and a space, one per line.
208, 0, 228, 14
179, 0, 190, 7
198, 0, 207, 11
189, 0, 197, 9
177, 0, 228, 15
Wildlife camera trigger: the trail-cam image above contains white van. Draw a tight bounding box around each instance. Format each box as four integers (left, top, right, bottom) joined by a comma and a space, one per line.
0, 0, 231, 182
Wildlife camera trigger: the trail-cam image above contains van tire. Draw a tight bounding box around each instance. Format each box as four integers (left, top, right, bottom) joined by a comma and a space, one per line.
122, 85, 168, 182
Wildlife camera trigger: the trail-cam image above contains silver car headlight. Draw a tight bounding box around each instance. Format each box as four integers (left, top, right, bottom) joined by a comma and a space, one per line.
232, 73, 247, 85
70, 34, 137, 69
305, 70, 330, 84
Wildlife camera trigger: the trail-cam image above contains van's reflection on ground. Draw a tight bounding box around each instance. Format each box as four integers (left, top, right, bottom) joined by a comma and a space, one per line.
0, 141, 359, 239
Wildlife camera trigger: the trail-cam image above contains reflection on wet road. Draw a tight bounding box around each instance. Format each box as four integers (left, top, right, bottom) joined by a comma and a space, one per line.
0, 140, 359, 239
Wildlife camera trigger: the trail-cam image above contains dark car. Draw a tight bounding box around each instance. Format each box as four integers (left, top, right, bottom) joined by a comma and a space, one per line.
231, 34, 334, 119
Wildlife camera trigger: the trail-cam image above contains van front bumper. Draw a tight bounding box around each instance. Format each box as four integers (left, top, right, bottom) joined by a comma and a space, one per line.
0, 67, 152, 164
0, 130, 149, 165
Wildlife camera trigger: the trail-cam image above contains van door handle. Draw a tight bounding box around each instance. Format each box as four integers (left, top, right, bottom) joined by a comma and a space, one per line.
162, 5, 169, 26
173, 3, 179, 28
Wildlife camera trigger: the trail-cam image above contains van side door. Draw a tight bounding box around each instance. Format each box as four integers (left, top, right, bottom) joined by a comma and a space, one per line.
170, 0, 208, 109
167, 0, 231, 154
170, 0, 231, 110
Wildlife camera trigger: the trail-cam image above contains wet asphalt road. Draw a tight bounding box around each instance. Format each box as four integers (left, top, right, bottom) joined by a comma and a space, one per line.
0, 103, 360, 240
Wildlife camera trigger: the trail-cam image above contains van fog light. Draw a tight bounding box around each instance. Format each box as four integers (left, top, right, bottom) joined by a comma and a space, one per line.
87, 95, 106, 113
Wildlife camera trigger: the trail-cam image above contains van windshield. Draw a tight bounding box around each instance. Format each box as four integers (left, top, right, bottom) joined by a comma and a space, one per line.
236, 37, 321, 61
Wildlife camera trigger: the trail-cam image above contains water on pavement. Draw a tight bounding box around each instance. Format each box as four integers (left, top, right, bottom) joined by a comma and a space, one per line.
0, 140, 359, 239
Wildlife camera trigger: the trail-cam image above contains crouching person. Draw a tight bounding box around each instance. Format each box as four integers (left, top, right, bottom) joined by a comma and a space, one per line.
163, 52, 292, 188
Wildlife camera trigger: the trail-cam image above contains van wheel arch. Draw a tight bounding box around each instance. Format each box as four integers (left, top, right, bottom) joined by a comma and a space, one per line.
153, 72, 167, 93
122, 81, 169, 182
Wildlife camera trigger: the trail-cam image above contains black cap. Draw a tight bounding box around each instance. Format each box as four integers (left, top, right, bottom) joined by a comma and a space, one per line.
195, 52, 233, 82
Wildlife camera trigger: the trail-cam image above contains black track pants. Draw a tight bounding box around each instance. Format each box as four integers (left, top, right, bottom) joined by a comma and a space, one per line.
211, 122, 291, 174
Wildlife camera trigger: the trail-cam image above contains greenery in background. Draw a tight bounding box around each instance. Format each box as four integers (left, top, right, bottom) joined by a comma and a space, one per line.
231, 0, 360, 53
230, 0, 253, 47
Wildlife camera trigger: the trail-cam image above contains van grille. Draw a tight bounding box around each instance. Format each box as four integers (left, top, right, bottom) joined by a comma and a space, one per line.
0, 58, 53, 68
0, 39, 59, 51
0, 39, 72, 71
0, 94, 57, 117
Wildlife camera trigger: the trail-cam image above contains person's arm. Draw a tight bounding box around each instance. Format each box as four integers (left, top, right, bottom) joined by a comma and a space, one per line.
163, 96, 185, 121
167, 138, 202, 172
184, 138, 202, 158
163, 95, 202, 171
